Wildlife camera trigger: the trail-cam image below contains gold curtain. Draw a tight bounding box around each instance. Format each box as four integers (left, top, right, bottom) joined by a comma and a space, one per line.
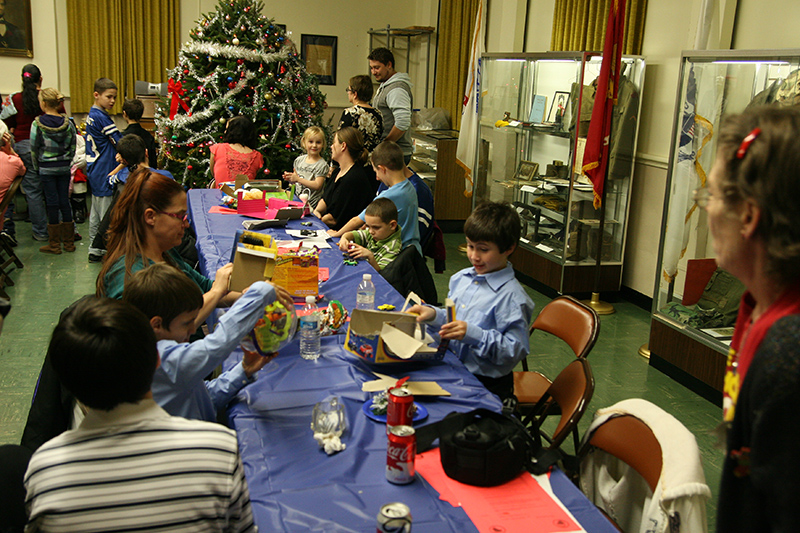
67, 0, 179, 114
434, 0, 481, 131
551, 0, 647, 55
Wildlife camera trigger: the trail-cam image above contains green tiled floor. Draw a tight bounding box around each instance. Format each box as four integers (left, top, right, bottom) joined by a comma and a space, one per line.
0, 223, 722, 530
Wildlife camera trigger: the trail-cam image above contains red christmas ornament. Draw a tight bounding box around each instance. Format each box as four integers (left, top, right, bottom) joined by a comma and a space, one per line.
187, 165, 193, 170
237, 59, 244, 65
285, 144, 291, 149
264, 168, 270, 174
307, 96, 312, 101
183, 69, 189, 75
280, 65, 286, 74
228, 81, 236, 89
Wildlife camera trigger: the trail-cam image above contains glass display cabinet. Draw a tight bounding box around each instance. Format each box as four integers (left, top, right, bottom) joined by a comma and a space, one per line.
648, 49, 800, 403
475, 52, 645, 294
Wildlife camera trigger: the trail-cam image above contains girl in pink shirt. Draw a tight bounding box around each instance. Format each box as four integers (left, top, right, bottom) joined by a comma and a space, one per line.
209, 116, 263, 187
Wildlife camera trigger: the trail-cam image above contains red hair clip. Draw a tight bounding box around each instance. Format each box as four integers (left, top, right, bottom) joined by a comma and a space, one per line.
736, 127, 761, 159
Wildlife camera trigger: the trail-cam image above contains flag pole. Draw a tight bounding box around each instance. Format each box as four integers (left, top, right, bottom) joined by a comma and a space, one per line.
583, 167, 616, 315
579, 0, 626, 315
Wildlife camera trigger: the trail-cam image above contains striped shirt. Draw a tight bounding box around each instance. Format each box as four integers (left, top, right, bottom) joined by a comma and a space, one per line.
351, 227, 402, 270
24, 400, 256, 532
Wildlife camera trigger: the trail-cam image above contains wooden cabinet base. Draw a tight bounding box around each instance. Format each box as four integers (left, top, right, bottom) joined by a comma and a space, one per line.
648, 315, 725, 405
509, 244, 622, 294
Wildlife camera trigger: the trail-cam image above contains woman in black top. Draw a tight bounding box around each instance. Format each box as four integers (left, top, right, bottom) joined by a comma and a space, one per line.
314, 127, 376, 231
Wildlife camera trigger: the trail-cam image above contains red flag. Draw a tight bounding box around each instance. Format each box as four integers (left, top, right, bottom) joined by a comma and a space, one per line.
582, 0, 626, 209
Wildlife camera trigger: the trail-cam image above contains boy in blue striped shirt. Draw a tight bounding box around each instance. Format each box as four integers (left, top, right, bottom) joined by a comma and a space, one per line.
85, 78, 121, 262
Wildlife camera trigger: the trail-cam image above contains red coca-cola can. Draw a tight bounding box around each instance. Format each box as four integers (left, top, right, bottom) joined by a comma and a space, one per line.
386, 388, 414, 434
386, 425, 416, 485
376, 502, 412, 532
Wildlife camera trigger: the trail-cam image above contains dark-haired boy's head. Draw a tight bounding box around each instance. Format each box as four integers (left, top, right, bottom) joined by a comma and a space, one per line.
48, 298, 158, 411
123, 263, 203, 344
117, 134, 147, 166
365, 197, 398, 225
364, 197, 399, 241
122, 98, 145, 121
93, 78, 117, 111
371, 141, 404, 172
464, 201, 521, 254
93, 78, 117, 94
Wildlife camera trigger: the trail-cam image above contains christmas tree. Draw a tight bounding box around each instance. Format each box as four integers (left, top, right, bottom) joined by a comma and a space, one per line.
155, 0, 328, 188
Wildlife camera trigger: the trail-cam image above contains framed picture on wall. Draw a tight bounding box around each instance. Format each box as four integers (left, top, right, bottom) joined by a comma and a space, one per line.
0, 0, 33, 57
300, 34, 337, 85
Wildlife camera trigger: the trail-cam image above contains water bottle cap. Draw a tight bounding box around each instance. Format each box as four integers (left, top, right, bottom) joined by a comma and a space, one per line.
363, 274, 372, 281
305, 295, 316, 304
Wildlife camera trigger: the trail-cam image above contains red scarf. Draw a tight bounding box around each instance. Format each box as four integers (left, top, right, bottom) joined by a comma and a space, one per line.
723, 283, 800, 422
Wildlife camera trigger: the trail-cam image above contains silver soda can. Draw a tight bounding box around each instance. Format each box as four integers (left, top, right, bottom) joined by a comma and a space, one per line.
376, 502, 412, 532
386, 425, 416, 484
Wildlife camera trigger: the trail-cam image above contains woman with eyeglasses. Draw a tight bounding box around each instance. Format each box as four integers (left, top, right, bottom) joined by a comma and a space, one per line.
709, 106, 800, 531
96, 168, 238, 325
339, 75, 383, 153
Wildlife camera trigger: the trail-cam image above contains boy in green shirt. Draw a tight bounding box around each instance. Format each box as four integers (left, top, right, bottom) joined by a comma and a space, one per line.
338, 197, 401, 271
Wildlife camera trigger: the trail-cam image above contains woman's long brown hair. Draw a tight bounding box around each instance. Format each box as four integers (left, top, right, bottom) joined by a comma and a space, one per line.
95, 169, 185, 296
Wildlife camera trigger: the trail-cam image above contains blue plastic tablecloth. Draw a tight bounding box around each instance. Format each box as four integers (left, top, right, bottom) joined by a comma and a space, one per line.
188, 189, 615, 532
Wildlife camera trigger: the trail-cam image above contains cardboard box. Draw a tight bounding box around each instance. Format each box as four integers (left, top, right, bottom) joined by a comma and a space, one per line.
271, 252, 319, 298
345, 309, 443, 364
229, 231, 278, 292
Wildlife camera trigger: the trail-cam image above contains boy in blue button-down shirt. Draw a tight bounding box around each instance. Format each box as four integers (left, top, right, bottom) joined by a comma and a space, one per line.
409, 202, 534, 402
123, 263, 293, 422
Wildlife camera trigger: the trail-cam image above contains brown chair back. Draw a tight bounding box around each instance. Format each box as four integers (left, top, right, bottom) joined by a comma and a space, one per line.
521, 295, 599, 371
0, 175, 23, 228
528, 358, 594, 451
583, 415, 663, 492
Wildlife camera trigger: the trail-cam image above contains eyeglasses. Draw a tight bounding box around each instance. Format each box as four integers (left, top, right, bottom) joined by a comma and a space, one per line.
157, 209, 188, 222
692, 188, 712, 208
345, 87, 353, 93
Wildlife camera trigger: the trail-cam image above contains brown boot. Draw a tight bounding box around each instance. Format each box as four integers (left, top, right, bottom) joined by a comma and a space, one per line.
61, 221, 76, 252
39, 224, 62, 254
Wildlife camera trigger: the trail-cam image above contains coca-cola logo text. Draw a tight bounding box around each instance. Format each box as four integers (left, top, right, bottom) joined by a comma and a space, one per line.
387, 444, 412, 462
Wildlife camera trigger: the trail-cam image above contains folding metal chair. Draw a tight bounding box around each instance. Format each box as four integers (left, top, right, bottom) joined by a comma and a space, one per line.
514, 295, 599, 417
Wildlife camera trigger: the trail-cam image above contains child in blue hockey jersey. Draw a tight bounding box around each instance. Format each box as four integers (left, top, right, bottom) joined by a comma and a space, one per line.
85, 78, 121, 263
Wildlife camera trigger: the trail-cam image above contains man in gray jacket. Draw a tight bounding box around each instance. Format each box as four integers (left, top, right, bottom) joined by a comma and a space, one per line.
369, 48, 414, 164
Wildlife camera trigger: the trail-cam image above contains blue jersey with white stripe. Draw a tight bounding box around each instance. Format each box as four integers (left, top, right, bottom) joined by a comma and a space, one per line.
85, 105, 121, 197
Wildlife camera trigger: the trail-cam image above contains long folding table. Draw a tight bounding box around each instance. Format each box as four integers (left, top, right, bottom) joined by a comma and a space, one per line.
188, 188, 613, 532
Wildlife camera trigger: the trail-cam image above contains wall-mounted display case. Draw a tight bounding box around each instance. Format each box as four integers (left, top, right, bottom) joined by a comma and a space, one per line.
475, 52, 645, 294
649, 49, 800, 403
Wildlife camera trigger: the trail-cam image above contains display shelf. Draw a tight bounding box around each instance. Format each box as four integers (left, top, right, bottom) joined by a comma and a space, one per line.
475, 52, 645, 294
648, 49, 800, 402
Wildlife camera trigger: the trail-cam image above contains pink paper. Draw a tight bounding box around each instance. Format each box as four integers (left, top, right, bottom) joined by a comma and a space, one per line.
209, 206, 238, 214
267, 197, 303, 209
318, 267, 329, 281
415, 449, 579, 533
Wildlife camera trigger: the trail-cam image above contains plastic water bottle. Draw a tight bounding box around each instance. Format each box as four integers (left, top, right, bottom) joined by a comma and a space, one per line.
356, 273, 376, 310
299, 296, 320, 360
